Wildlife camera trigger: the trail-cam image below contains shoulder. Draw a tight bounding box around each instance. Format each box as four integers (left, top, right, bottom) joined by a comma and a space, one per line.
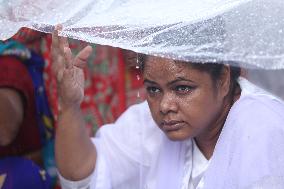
231, 78, 284, 127
226, 92, 284, 141
231, 93, 284, 124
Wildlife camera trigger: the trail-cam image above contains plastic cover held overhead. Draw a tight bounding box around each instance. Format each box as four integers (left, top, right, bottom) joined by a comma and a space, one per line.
0, 0, 284, 69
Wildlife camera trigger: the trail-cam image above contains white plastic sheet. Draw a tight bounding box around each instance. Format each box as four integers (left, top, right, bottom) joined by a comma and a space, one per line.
1, 1, 284, 189
1, 0, 284, 69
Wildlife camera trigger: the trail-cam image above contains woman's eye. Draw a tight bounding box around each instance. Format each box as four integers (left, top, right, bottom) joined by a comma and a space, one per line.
146, 87, 161, 94
175, 85, 194, 94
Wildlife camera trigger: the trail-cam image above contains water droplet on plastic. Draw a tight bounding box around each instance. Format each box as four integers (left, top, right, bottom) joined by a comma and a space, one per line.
135, 53, 140, 69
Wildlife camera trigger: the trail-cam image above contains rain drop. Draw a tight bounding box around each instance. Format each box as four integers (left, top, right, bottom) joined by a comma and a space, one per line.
136, 53, 139, 69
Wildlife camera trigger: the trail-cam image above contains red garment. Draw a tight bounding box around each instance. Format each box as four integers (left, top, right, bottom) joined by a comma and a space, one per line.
0, 56, 41, 156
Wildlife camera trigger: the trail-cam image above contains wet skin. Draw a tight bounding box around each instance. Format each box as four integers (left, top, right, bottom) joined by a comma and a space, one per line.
143, 56, 232, 150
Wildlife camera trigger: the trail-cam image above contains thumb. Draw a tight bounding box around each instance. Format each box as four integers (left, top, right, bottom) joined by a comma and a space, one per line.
74, 45, 93, 69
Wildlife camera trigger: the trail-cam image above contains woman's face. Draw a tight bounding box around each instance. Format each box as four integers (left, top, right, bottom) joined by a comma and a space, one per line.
143, 56, 228, 141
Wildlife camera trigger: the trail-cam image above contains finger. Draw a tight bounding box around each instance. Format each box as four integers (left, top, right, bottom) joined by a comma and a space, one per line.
74, 45, 93, 66
51, 29, 59, 48
59, 36, 69, 54
51, 25, 62, 50
77, 67, 85, 88
53, 24, 69, 55
56, 24, 63, 31
74, 58, 87, 69
53, 55, 65, 71
57, 69, 64, 83
64, 47, 73, 69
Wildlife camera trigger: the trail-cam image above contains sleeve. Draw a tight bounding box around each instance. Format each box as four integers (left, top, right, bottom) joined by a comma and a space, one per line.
58, 171, 94, 189
58, 142, 111, 189
59, 101, 160, 189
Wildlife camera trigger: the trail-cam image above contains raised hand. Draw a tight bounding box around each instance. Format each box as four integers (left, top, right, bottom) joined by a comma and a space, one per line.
51, 25, 93, 110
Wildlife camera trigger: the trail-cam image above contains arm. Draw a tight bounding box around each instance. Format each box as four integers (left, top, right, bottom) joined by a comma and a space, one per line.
52, 26, 96, 181
0, 88, 24, 146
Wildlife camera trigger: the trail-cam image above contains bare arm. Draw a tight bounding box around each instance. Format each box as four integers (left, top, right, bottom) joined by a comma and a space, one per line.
0, 88, 24, 146
52, 27, 96, 180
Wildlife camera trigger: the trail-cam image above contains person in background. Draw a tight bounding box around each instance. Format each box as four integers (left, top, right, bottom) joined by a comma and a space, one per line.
0, 28, 55, 189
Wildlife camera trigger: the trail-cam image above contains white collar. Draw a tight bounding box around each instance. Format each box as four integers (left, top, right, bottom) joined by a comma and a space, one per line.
192, 139, 209, 179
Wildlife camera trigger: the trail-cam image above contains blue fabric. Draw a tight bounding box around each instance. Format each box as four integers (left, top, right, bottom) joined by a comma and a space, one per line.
0, 157, 51, 189
0, 40, 56, 187
23, 50, 54, 145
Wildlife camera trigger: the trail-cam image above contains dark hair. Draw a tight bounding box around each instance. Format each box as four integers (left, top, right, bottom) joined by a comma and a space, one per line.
190, 62, 241, 99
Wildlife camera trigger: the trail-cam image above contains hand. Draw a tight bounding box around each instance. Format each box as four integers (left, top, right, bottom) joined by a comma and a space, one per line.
51, 25, 93, 110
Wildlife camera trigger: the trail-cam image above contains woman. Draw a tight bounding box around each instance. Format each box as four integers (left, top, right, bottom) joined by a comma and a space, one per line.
53, 27, 284, 189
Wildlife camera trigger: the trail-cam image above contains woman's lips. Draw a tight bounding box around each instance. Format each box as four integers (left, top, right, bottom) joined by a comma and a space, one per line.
160, 120, 185, 132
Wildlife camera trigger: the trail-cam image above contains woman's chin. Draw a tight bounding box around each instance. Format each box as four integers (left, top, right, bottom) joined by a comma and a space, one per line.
164, 130, 191, 141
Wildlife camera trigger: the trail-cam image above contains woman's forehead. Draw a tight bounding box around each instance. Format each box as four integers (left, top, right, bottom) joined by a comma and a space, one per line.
143, 56, 209, 81
144, 56, 193, 71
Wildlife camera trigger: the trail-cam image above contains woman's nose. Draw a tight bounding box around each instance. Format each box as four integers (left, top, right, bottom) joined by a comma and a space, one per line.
159, 93, 178, 115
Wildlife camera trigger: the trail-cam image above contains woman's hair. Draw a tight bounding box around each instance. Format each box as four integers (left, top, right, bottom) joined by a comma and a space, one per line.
190, 63, 241, 99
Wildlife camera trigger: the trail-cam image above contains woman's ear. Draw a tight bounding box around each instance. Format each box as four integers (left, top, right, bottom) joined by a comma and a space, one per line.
217, 65, 231, 98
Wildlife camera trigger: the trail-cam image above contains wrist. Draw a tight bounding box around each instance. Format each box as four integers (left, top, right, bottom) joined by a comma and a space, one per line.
59, 103, 81, 113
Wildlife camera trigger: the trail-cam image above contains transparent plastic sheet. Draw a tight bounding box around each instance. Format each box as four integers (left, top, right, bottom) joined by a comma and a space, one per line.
0, 0, 284, 69
1, 1, 284, 188
246, 69, 284, 100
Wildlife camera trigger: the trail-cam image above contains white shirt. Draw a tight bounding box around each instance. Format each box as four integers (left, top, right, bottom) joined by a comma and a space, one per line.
59, 105, 209, 189
59, 138, 209, 189
180, 139, 209, 189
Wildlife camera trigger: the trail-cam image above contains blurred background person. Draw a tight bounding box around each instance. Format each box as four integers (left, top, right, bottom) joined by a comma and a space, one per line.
0, 28, 55, 188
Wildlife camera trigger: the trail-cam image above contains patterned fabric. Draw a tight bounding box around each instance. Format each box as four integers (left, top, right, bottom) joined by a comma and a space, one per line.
69, 41, 145, 133
38, 36, 145, 135
0, 39, 56, 188
0, 40, 54, 146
